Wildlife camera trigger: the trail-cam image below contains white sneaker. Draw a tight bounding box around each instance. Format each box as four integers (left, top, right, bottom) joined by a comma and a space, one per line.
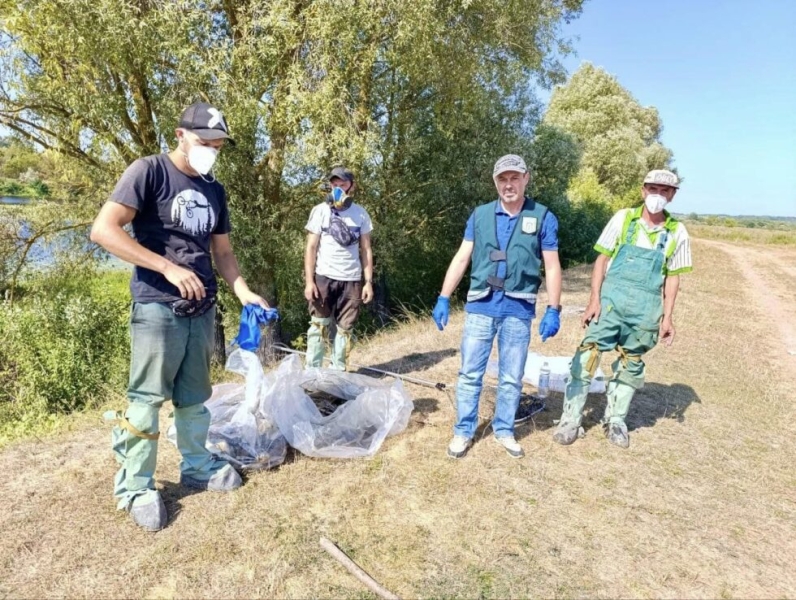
447, 435, 473, 459
494, 435, 524, 458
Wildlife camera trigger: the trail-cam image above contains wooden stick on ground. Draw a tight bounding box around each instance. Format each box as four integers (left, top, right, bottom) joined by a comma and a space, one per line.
319, 537, 401, 600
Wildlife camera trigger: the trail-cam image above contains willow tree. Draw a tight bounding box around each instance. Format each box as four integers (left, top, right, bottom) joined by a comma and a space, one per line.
544, 62, 675, 209
0, 0, 584, 335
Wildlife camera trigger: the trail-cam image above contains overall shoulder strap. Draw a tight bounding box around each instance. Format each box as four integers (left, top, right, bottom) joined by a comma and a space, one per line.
620, 208, 640, 246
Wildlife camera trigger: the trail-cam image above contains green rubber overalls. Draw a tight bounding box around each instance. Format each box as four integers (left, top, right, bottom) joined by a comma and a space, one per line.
559, 216, 672, 431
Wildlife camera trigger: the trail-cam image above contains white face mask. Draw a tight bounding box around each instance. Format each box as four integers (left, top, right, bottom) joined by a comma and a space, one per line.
185, 143, 218, 175
644, 193, 669, 214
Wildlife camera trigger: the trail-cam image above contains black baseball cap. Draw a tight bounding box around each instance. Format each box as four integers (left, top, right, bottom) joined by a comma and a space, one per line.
178, 102, 235, 145
328, 166, 354, 183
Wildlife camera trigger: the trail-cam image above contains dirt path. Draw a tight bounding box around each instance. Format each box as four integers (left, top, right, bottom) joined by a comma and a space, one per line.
698, 239, 796, 360
1, 238, 795, 599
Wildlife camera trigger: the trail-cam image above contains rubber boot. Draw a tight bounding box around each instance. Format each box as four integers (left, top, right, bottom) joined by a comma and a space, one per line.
552, 348, 595, 445
553, 388, 588, 446
110, 403, 168, 530
174, 403, 241, 492
331, 326, 353, 371
306, 316, 331, 368
602, 378, 636, 449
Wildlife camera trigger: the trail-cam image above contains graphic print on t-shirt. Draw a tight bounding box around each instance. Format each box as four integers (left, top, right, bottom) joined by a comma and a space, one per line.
170, 189, 217, 235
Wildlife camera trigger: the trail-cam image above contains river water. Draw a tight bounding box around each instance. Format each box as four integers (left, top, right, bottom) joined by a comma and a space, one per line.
1, 196, 30, 205
1, 196, 126, 269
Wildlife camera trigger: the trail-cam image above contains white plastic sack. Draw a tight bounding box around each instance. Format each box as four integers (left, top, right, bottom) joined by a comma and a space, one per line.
487, 351, 606, 394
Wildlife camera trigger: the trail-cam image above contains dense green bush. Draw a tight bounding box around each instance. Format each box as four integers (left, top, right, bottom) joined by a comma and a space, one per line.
0, 270, 130, 419
0, 179, 24, 196
0, 177, 51, 199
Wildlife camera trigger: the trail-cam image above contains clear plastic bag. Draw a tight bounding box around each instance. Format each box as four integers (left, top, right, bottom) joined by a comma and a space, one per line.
264, 353, 414, 458
166, 351, 287, 471
168, 348, 414, 464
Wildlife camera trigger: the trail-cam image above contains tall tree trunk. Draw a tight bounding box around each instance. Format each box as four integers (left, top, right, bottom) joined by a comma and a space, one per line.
257, 321, 281, 366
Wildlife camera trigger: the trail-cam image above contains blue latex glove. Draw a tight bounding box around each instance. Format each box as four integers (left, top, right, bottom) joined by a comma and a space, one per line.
538, 306, 561, 342
432, 296, 450, 331
232, 305, 280, 351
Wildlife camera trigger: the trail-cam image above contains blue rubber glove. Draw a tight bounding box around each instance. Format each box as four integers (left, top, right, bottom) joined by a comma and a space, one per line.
232, 305, 280, 351
538, 306, 561, 342
432, 296, 450, 331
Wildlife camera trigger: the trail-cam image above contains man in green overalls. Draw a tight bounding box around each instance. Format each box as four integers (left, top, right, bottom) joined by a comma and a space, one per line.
552, 169, 693, 449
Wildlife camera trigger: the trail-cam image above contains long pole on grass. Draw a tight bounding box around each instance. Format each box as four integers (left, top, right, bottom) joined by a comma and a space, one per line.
273, 344, 449, 391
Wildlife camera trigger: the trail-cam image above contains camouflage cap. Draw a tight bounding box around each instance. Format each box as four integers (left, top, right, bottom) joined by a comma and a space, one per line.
643, 169, 679, 189
493, 154, 528, 177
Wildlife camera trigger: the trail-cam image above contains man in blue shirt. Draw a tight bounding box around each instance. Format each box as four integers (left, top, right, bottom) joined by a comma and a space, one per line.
433, 154, 562, 459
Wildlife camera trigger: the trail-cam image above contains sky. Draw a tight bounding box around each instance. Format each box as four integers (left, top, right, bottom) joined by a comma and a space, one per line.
551, 0, 796, 217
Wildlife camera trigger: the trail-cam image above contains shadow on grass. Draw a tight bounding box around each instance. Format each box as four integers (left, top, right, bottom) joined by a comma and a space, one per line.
357, 348, 458, 378
515, 381, 701, 439
627, 382, 702, 431
159, 480, 205, 526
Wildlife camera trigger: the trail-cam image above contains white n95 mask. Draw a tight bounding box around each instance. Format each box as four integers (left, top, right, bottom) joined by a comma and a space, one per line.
187, 144, 218, 175
644, 193, 668, 214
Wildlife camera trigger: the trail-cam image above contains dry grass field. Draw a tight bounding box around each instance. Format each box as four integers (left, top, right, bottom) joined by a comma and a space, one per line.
1, 236, 795, 599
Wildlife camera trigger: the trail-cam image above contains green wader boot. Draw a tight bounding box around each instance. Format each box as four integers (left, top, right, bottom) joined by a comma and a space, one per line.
331, 326, 353, 371
306, 316, 331, 368
602, 353, 646, 449
110, 403, 168, 531
175, 403, 241, 491
552, 344, 600, 445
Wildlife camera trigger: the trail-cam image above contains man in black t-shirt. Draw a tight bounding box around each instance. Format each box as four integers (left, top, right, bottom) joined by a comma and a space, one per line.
91, 102, 269, 532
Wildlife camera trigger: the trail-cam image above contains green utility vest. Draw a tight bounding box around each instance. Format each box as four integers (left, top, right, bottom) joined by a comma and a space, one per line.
467, 197, 548, 302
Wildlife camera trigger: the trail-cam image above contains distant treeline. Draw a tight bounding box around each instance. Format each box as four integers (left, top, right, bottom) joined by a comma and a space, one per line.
679, 214, 796, 230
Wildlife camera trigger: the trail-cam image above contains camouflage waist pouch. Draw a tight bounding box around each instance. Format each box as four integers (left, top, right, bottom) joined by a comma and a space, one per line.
328, 209, 360, 247
169, 296, 217, 318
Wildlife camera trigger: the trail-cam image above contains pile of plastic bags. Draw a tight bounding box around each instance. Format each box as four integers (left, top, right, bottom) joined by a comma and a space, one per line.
168, 348, 415, 469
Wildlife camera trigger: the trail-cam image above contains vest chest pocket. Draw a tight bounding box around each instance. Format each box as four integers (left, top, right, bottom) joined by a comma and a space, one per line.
521, 216, 537, 234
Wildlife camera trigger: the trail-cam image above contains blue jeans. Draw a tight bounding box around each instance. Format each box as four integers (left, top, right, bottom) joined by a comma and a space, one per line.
454, 313, 531, 439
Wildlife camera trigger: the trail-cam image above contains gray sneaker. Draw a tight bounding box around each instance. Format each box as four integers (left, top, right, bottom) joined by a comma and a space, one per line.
129, 490, 167, 532
494, 435, 524, 459
606, 422, 630, 449
552, 421, 582, 446
180, 462, 242, 492
447, 435, 473, 459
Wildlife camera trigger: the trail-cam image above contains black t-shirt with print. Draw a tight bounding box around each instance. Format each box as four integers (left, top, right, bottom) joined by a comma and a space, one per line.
110, 154, 231, 302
